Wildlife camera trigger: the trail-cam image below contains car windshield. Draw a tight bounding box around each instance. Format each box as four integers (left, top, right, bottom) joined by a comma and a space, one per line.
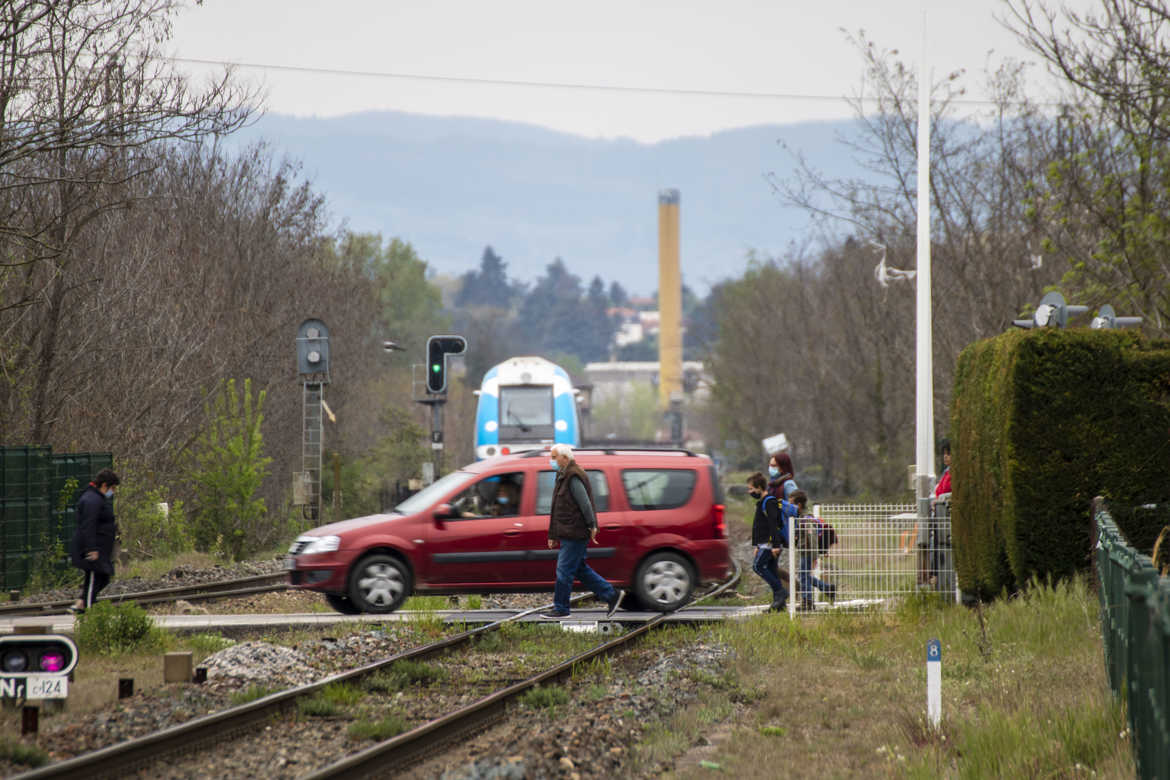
393, 470, 475, 515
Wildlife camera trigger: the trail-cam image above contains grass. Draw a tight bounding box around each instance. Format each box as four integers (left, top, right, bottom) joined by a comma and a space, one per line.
365, 660, 448, 693
185, 633, 235, 656
0, 739, 49, 768
121, 551, 222, 581
299, 682, 364, 717
403, 595, 448, 611
654, 574, 1133, 779
348, 715, 409, 741
230, 685, 279, 706
519, 684, 569, 709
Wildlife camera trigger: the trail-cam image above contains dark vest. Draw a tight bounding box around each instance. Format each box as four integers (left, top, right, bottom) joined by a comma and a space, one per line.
548, 461, 594, 540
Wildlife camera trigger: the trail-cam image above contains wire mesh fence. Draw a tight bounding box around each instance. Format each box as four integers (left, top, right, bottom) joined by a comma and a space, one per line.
782, 501, 957, 614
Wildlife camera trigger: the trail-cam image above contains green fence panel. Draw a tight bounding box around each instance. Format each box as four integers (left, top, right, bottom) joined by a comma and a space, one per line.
0, 448, 112, 591
1, 446, 52, 501
1096, 508, 1170, 779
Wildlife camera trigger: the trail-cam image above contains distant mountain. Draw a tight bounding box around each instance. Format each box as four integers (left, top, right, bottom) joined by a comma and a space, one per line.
231, 111, 868, 294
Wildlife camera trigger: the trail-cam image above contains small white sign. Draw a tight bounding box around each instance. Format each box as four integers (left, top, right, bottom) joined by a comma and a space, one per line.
0, 674, 69, 700
927, 639, 941, 727
762, 432, 789, 455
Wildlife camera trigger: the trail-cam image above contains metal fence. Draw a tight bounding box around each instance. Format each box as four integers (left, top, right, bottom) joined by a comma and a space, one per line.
783, 502, 956, 615
1095, 506, 1170, 779
0, 446, 112, 590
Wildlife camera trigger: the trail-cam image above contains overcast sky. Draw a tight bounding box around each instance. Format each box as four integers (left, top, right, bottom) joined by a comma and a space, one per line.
168, 0, 1075, 143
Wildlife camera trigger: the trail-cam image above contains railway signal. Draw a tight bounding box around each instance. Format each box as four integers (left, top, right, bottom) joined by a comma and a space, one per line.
425, 335, 467, 394
0, 634, 77, 699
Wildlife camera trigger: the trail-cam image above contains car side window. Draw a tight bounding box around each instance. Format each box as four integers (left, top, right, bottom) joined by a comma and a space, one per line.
535, 469, 610, 514
449, 472, 525, 518
621, 469, 696, 510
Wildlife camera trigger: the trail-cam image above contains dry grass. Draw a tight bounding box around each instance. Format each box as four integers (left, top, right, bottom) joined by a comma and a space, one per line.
656, 576, 1132, 779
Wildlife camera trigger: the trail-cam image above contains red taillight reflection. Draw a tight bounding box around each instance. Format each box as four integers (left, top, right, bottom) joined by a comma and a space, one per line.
501, 446, 510, 454
712, 504, 726, 538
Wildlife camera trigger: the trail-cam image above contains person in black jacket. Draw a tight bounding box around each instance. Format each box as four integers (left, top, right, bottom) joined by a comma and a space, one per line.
69, 468, 121, 613
748, 471, 788, 612
541, 444, 623, 620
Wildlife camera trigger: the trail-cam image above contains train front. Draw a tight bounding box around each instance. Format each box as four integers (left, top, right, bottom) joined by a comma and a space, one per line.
474, 356, 580, 459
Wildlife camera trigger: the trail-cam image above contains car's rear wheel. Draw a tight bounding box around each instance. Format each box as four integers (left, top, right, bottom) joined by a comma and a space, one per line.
634, 552, 694, 612
324, 592, 361, 615
347, 554, 411, 613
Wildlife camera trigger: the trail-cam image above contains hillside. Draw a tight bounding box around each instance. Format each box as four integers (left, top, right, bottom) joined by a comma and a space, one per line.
233, 111, 868, 293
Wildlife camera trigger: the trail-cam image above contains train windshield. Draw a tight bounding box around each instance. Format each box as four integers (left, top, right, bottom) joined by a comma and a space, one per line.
499, 386, 553, 431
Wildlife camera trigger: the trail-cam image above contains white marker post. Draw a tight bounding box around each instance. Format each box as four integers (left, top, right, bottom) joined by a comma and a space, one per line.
926, 638, 942, 727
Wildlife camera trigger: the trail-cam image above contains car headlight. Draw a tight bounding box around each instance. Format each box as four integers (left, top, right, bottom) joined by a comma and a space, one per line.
293, 535, 341, 555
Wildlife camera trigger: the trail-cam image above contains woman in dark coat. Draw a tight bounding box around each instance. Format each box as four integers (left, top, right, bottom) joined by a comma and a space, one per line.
69, 468, 120, 613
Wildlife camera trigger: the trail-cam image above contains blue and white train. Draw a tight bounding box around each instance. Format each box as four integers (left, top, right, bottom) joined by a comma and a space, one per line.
474, 356, 580, 459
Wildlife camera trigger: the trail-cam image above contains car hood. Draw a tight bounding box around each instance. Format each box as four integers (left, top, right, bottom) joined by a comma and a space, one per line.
304, 513, 403, 537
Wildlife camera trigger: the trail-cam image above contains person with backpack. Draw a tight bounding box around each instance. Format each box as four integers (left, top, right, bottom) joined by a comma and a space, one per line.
766, 451, 798, 501
747, 471, 788, 612
790, 490, 836, 610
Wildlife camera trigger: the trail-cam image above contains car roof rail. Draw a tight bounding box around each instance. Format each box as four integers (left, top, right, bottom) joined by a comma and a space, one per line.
523, 446, 699, 457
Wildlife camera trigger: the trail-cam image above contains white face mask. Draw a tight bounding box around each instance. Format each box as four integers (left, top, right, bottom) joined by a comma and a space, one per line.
549, 458, 559, 470
104, 489, 115, 498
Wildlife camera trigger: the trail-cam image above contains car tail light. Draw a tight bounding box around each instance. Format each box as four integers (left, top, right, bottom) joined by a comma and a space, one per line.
712, 504, 726, 538
501, 446, 510, 454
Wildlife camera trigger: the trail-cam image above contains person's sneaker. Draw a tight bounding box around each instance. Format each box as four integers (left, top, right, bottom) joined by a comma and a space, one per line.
540, 609, 571, 619
826, 584, 837, 605
605, 589, 625, 618
796, 600, 815, 612
768, 600, 786, 612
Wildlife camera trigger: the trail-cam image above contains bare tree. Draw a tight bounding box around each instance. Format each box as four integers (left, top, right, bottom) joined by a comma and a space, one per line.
0, 0, 255, 442
1006, 0, 1170, 333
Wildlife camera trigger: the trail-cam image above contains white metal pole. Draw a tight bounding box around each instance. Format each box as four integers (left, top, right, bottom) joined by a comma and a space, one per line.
915, 14, 935, 511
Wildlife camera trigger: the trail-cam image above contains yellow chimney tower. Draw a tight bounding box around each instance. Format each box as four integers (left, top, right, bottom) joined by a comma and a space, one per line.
657, 189, 682, 409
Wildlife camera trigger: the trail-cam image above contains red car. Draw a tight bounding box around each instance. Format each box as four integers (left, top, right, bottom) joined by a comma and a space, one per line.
287, 449, 730, 614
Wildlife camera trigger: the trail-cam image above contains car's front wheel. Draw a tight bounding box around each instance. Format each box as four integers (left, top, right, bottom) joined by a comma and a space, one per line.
346, 554, 411, 613
634, 552, 694, 612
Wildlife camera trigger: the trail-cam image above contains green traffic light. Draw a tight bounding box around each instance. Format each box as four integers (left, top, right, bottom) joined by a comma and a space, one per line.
432, 364, 440, 372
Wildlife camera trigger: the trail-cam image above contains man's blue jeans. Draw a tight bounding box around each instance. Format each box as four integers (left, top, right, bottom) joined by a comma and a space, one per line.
752, 546, 787, 604
553, 538, 617, 613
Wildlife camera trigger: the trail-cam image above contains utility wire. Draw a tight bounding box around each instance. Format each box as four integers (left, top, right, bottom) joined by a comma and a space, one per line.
170, 56, 1021, 108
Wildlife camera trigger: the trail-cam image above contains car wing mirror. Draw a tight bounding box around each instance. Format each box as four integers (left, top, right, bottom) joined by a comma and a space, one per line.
433, 503, 456, 523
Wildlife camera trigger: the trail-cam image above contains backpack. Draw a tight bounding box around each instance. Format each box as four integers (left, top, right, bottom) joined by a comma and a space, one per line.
814, 517, 838, 554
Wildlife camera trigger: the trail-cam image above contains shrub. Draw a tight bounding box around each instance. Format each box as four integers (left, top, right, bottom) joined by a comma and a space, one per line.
113, 470, 193, 560
183, 378, 272, 561
75, 601, 166, 655
186, 633, 235, 655
951, 328, 1170, 597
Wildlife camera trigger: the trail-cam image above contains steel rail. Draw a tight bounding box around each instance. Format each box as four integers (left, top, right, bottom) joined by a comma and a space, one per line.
0, 573, 289, 617
307, 561, 742, 779
10, 594, 594, 780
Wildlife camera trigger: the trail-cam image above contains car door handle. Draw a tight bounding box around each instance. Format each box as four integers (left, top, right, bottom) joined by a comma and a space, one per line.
504, 530, 522, 536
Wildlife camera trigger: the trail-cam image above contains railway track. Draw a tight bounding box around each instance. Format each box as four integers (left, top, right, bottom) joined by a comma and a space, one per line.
12, 565, 739, 779
309, 566, 741, 779
0, 573, 289, 617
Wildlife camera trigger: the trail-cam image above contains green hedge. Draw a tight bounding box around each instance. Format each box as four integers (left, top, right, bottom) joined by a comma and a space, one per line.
951, 328, 1170, 599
